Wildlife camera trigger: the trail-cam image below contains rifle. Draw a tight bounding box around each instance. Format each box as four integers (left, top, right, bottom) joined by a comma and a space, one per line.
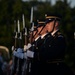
21, 14, 28, 75
23, 29, 29, 75
26, 6, 35, 74
10, 20, 18, 75
21, 7, 34, 75
16, 20, 24, 75
22, 13, 33, 75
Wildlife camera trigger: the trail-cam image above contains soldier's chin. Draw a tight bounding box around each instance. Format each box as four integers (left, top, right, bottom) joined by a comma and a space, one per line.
48, 30, 52, 33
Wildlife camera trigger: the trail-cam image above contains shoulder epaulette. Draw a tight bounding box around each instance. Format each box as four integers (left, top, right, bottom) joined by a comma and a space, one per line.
58, 35, 63, 38
57, 32, 63, 38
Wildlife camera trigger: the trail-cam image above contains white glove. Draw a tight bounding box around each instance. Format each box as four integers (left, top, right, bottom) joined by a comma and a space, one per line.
17, 48, 23, 53
24, 45, 27, 51
27, 43, 32, 49
15, 48, 24, 59
27, 50, 34, 58
11, 46, 14, 51
13, 50, 17, 56
17, 52, 24, 59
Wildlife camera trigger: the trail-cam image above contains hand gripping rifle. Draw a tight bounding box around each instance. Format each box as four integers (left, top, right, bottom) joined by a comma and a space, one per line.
16, 20, 24, 75
10, 20, 19, 75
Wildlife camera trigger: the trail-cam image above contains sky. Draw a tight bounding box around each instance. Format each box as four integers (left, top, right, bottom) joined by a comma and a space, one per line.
23, 0, 75, 8
51, 0, 75, 8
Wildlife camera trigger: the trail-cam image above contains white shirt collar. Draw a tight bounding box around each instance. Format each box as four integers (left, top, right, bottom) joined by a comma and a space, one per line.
35, 36, 40, 41
51, 29, 59, 36
41, 33, 48, 39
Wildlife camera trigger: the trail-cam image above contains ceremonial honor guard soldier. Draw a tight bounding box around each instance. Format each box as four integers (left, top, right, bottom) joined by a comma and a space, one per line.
38, 13, 75, 75
28, 19, 47, 75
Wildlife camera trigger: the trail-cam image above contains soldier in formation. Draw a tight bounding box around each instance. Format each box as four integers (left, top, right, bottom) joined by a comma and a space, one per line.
10, 11, 75, 75
27, 13, 75, 75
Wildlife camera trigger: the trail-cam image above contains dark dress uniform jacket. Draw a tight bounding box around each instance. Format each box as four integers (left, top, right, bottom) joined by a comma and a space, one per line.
29, 36, 42, 75
30, 33, 50, 75
38, 30, 74, 75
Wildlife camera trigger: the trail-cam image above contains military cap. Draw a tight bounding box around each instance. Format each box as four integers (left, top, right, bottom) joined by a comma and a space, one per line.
45, 13, 62, 24
34, 21, 38, 28
32, 21, 38, 31
37, 19, 45, 28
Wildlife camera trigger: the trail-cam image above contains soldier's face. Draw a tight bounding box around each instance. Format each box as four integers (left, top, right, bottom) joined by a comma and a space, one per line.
37, 26, 46, 35
45, 21, 55, 32
29, 30, 38, 42
37, 26, 43, 33
33, 30, 37, 36
33, 30, 38, 39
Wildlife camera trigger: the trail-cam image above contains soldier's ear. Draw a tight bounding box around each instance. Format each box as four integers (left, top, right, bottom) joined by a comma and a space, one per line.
54, 21, 58, 27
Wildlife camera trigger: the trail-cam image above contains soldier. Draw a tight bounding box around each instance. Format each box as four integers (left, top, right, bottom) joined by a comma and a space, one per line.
28, 19, 47, 75
38, 13, 75, 75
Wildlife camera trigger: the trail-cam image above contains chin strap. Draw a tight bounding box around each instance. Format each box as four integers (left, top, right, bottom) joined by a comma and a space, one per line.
50, 19, 57, 34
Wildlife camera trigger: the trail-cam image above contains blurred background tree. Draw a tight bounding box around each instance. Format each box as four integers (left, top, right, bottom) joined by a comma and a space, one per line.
0, 0, 75, 72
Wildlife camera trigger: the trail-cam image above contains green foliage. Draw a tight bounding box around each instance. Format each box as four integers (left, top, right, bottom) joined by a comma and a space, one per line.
12, 0, 23, 20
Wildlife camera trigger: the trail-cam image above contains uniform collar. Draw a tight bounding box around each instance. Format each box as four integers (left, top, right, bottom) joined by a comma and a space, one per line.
41, 33, 48, 39
35, 36, 40, 41
51, 29, 59, 36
